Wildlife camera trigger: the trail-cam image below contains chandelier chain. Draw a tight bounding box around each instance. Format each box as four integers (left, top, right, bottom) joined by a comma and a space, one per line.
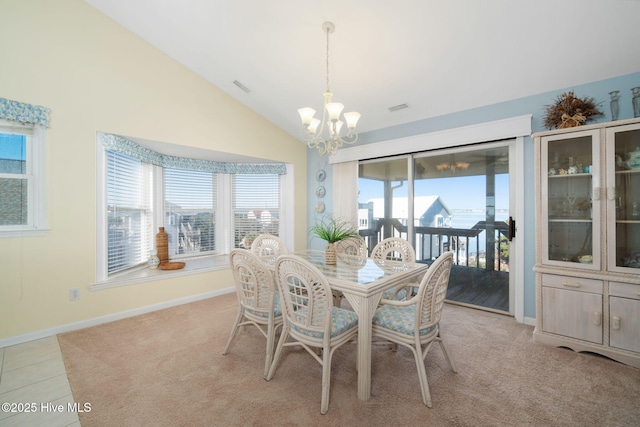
325, 25, 330, 93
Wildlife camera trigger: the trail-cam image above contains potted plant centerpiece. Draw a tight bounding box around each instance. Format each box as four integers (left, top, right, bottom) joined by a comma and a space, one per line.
310, 216, 360, 265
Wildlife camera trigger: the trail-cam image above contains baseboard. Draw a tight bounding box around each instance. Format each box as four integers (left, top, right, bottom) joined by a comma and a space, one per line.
0, 287, 235, 349
523, 315, 536, 326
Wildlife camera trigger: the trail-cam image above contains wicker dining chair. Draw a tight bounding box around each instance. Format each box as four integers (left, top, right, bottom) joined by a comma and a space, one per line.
372, 252, 457, 407
332, 237, 369, 306
266, 254, 358, 414
223, 249, 283, 379
335, 236, 368, 259
251, 234, 287, 257
371, 237, 417, 300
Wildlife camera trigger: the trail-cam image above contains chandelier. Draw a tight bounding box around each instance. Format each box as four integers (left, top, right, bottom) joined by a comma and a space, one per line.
436, 161, 470, 172
436, 155, 470, 172
298, 22, 361, 156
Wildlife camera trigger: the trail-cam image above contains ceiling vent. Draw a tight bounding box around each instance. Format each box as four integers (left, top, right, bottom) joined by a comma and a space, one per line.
388, 103, 409, 112
233, 80, 251, 93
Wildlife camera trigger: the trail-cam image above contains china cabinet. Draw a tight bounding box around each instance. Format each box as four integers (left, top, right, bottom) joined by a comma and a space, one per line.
533, 118, 640, 368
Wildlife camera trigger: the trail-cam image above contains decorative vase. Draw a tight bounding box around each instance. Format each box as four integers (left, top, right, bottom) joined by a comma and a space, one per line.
632, 87, 640, 118
156, 227, 169, 265
325, 242, 337, 265
148, 250, 160, 269
609, 90, 620, 121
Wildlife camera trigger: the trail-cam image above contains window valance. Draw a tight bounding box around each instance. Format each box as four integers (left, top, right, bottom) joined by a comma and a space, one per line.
0, 97, 51, 128
102, 133, 287, 175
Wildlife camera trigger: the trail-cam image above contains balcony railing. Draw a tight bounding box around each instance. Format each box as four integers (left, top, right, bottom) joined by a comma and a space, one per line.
359, 218, 509, 271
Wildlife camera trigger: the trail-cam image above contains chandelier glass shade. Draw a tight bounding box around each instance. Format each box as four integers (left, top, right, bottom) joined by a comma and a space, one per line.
436, 161, 470, 172
435, 154, 471, 173
298, 22, 361, 156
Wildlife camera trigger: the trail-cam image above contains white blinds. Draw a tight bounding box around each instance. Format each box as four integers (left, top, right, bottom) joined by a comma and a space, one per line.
0, 132, 28, 226
232, 174, 280, 248
164, 168, 216, 256
106, 150, 153, 273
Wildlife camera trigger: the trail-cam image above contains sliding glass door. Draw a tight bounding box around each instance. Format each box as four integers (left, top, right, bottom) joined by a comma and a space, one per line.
358, 142, 513, 314
358, 156, 410, 249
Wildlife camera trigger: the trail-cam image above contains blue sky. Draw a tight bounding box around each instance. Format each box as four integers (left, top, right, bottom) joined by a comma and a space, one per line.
0, 133, 26, 161
358, 174, 510, 211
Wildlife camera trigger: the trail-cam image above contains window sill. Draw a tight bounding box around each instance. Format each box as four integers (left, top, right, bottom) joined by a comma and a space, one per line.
91, 254, 230, 291
0, 228, 49, 238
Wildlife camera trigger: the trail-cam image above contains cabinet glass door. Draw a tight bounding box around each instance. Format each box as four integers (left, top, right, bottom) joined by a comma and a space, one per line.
542, 130, 600, 267
607, 123, 640, 272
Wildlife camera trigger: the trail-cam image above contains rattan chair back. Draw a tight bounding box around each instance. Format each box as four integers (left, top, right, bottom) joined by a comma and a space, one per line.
230, 249, 278, 314
415, 252, 453, 328
274, 254, 333, 340
371, 237, 416, 300
335, 236, 368, 258
371, 237, 416, 263
251, 234, 287, 257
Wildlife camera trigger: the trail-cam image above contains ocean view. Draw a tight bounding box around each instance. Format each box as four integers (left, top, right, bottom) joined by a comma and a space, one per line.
447, 209, 509, 255
449, 209, 509, 229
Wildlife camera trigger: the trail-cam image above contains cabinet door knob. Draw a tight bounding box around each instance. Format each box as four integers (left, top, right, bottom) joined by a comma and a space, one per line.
594, 311, 602, 326
612, 316, 621, 330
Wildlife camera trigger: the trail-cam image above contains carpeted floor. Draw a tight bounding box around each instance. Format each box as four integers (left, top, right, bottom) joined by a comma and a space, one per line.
58, 293, 640, 426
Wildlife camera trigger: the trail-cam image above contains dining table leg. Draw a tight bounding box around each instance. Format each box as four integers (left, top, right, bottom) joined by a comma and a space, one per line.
343, 292, 383, 401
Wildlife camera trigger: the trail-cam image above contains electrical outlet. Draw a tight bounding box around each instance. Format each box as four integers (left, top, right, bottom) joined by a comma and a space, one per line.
69, 288, 80, 301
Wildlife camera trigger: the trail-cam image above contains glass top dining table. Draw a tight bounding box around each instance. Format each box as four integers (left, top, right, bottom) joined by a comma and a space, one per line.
261, 249, 429, 401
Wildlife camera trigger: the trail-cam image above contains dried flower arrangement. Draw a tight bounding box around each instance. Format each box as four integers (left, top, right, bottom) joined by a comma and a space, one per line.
543, 91, 604, 129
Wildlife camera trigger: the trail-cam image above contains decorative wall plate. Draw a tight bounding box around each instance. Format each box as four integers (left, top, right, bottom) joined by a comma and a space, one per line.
315, 202, 325, 214
316, 169, 326, 182
316, 186, 326, 198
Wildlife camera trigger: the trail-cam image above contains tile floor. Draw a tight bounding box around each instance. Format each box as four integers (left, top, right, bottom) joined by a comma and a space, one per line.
0, 336, 80, 427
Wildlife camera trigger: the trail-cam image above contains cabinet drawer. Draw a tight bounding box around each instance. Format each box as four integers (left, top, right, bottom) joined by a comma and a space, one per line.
542, 273, 603, 294
610, 282, 640, 300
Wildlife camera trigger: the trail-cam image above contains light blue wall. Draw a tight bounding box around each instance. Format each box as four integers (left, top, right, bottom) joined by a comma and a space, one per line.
307, 72, 640, 319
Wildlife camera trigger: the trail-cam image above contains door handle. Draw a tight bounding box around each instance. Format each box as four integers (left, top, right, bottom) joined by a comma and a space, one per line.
508, 216, 516, 241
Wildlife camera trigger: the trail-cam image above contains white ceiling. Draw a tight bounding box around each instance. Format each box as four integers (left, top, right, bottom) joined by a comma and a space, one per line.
83, 0, 640, 142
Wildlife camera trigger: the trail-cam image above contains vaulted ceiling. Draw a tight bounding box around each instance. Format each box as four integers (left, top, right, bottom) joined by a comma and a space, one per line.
84, 0, 640, 142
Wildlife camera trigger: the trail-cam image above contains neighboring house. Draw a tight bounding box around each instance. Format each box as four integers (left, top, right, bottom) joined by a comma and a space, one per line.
359, 196, 452, 258
0, 157, 26, 226
358, 196, 451, 229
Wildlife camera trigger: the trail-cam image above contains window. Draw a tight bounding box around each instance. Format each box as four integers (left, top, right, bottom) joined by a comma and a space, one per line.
0, 133, 27, 225
233, 174, 280, 248
164, 168, 216, 257
106, 150, 154, 274
0, 120, 47, 236
96, 133, 288, 283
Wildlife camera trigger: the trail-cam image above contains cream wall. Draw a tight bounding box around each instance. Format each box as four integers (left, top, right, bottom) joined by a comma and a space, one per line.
0, 0, 307, 341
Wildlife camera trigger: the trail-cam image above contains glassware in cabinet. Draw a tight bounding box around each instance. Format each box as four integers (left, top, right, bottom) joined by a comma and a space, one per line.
608, 124, 640, 271
542, 132, 599, 266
